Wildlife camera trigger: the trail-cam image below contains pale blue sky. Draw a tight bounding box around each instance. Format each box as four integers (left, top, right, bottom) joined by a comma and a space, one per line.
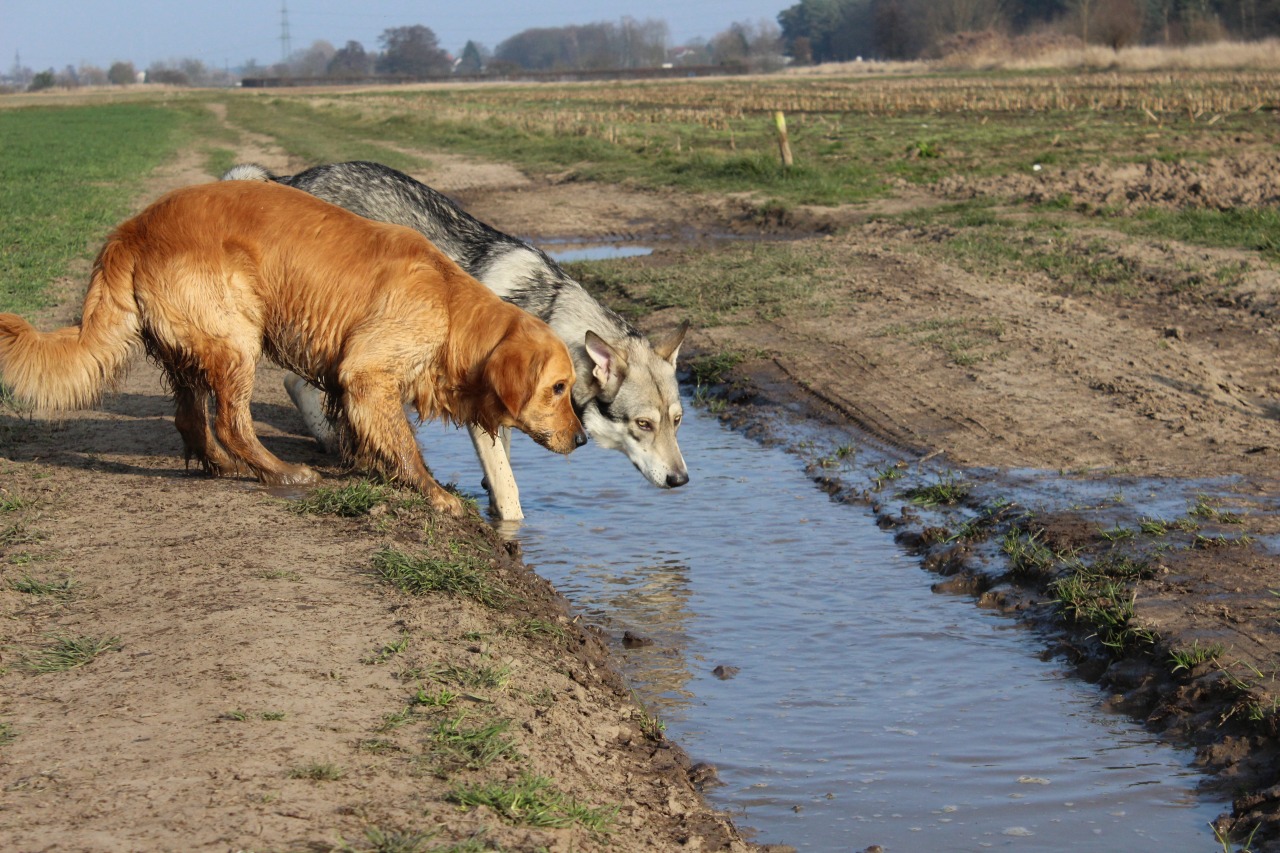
3, 1, 788, 72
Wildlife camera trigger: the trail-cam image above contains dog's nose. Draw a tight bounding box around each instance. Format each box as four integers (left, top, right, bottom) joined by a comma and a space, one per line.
574, 430, 588, 449
666, 470, 689, 488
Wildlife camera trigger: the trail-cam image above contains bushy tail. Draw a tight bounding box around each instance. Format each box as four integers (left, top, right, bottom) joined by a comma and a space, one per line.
0, 238, 142, 411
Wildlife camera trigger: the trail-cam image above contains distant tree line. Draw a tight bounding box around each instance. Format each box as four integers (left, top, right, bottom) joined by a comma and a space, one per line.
4, 16, 783, 92
10, 0, 1277, 92
778, 0, 1280, 62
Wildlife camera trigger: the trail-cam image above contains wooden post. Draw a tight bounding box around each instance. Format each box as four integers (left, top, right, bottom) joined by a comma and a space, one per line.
774, 110, 793, 168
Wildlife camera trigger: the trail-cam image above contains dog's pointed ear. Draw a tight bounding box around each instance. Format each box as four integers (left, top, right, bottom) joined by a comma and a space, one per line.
652, 321, 689, 366
585, 331, 627, 396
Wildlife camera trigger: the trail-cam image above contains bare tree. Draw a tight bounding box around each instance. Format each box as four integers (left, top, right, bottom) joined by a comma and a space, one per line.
1067, 0, 1099, 42
108, 61, 137, 85
77, 64, 108, 86
377, 25, 451, 77
1093, 0, 1145, 47
327, 41, 371, 76
289, 40, 335, 77
711, 20, 784, 69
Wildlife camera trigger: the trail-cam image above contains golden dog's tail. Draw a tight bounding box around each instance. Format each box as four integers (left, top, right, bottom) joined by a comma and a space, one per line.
0, 238, 142, 411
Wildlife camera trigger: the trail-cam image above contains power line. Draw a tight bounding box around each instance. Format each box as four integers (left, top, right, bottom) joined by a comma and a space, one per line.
280, 1, 292, 62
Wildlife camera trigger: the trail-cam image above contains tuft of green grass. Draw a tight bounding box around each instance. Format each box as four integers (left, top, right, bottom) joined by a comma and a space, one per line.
686, 351, 745, 386
1099, 523, 1135, 542
358, 738, 402, 754
341, 826, 437, 853
1001, 528, 1057, 579
512, 618, 568, 644
436, 662, 513, 691
0, 720, 16, 747
1170, 640, 1226, 674
692, 385, 728, 413
903, 472, 971, 507
288, 761, 344, 781
428, 714, 519, 770
292, 480, 393, 517
872, 463, 906, 489
8, 573, 75, 598
373, 546, 513, 609
376, 706, 416, 733
632, 698, 666, 742
20, 634, 121, 673
1138, 516, 1169, 535
411, 686, 458, 709
448, 773, 616, 832
1189, 495, 1244, 525
1050, 569, 1157, 655
1192, 533, 1255, 549
0, 495, 28, 513
364, 634, 410, 665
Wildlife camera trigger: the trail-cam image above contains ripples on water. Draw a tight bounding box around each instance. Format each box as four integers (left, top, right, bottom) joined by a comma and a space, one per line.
415, 405, 1224, 851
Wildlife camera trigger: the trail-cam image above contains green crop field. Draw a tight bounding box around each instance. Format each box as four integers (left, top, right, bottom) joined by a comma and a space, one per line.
0, 102, 205, 314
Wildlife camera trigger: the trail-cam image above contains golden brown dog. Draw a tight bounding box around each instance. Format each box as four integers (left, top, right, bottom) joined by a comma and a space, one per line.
0, 180, 586, 515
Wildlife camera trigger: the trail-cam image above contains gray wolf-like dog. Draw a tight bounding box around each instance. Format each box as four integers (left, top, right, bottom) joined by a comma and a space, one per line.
223, 160, 689, 520
0, 180, 586, 516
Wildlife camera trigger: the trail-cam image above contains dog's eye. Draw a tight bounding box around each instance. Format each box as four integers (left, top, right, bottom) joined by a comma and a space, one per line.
673, 413, 682, 427
553, 382, 567, 396
636, 418, 654, 432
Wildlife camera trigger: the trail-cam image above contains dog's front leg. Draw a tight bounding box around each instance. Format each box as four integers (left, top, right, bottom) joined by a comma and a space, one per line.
342, 369, 465, 516
467, 423, 523, 521
284, 372, 340, 453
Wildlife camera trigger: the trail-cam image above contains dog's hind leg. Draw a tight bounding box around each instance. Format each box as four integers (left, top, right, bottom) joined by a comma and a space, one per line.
170, 373, 240, 476
467, 423, 523, 521
202, 349, 320, 488
341, 369, 465, 516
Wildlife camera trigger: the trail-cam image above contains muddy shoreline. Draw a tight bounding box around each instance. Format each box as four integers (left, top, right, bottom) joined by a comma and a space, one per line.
680, 333, 1280, 850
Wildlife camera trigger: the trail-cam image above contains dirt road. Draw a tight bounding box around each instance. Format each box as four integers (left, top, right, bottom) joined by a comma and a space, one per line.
3, 123, 1279, 850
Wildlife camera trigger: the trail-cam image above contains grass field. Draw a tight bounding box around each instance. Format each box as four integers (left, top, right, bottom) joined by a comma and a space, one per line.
2, 67, 1275, 317
0, 103, 214, 314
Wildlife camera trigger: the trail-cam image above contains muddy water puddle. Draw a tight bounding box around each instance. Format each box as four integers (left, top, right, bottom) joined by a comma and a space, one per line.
415, 409, 1225, 851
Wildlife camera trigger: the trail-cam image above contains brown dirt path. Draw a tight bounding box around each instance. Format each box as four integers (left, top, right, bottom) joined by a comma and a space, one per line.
0, 135, 753, 852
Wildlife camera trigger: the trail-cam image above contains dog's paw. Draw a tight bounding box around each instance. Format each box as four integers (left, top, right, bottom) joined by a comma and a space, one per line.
264, 464, 321, 487
430, 488, 466, 517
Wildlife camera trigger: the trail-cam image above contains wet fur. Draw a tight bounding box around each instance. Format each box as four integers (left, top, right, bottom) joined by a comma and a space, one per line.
0, 180, 584, 515
222, 161, 689, 519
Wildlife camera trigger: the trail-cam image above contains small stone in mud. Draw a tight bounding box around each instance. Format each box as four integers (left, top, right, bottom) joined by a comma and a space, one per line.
622, 631, 653, 648
712, 665, 740, 680
689, 762, 721, 789
1164, 325, 1186, 340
